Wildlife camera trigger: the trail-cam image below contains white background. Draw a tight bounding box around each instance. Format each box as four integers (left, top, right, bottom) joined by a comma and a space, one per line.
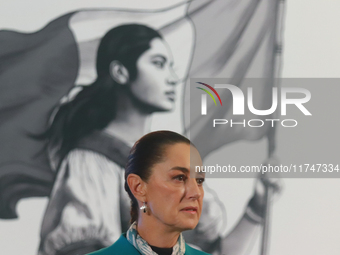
0, 1, 340, 254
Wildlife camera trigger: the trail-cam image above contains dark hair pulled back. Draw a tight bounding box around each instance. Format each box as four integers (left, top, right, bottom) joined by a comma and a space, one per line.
42, 24, 161, 164
125, 130, 191, 223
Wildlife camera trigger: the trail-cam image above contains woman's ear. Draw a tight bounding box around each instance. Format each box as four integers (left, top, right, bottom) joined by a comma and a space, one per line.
109, 60, 129, 84
127, 174, 147, 202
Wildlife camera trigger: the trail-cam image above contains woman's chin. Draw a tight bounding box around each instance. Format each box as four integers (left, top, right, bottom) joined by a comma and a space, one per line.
155, 103, 174, 112
177, 219, 199, 231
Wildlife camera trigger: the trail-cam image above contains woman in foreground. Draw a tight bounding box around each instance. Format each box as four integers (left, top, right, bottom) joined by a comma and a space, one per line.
88, 131, 209, 255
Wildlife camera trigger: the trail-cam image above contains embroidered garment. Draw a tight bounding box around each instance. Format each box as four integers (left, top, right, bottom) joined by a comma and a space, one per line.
126, 222, 186, 255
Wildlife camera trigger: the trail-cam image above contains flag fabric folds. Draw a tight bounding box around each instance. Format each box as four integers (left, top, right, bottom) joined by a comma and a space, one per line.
185, 0, 285, 158
0, 13, 79, 218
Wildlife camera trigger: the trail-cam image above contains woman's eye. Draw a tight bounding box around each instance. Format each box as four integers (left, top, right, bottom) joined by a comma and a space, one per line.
174, 175, 187, 182
152, 60, 165, 69
196, 178, 205, 185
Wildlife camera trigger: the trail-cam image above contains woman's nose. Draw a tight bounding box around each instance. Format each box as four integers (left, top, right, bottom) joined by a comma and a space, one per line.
167, 67, 179, 86
186, 178, 202, 200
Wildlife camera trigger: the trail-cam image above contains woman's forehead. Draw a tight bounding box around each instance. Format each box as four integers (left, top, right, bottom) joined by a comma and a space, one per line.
144, 38, 173, 60
153, 143, 202, 171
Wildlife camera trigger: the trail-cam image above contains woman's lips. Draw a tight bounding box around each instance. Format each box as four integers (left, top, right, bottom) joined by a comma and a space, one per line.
180, 206, 198, 214
165, 91, 176, 101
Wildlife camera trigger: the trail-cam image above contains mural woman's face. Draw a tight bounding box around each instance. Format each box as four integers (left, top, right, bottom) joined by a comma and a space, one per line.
130, 37, 179, 111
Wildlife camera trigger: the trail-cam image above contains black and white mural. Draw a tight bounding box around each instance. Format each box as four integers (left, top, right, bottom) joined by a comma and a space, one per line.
1, 1, 339, 255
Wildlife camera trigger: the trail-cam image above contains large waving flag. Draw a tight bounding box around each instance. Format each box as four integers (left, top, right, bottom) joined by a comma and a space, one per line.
0, 1, 194, 219
185, 0, 285, 158
0, 0, 285, 221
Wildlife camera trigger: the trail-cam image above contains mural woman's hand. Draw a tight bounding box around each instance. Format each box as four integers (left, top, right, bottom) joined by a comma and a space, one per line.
246, 156, 283, 223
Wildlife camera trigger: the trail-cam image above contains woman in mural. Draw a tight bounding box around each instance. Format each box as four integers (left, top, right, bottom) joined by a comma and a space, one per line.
37, 24, 180, 255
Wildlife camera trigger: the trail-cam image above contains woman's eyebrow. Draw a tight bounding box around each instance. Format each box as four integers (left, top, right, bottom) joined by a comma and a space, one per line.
170, 166, 189, 173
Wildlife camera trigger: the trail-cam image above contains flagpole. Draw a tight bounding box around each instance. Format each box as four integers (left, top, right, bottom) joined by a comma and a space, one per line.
260, 185, 273, 255
260, 0, 285, 253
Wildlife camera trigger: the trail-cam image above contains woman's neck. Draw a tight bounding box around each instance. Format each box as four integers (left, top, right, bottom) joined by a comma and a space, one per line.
103, 92, 152, 145
104, 112, 150, 146
136, 219, 181, 248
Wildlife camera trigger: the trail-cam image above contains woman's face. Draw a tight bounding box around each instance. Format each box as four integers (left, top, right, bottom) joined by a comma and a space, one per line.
129, 37, 179, 112
145, 143, 205, 232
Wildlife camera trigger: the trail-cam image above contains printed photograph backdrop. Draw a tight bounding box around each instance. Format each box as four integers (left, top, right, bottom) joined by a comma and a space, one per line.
1, 1, 340, 254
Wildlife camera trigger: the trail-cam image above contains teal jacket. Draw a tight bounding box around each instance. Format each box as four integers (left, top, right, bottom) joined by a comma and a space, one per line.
87, 234, 210, 255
